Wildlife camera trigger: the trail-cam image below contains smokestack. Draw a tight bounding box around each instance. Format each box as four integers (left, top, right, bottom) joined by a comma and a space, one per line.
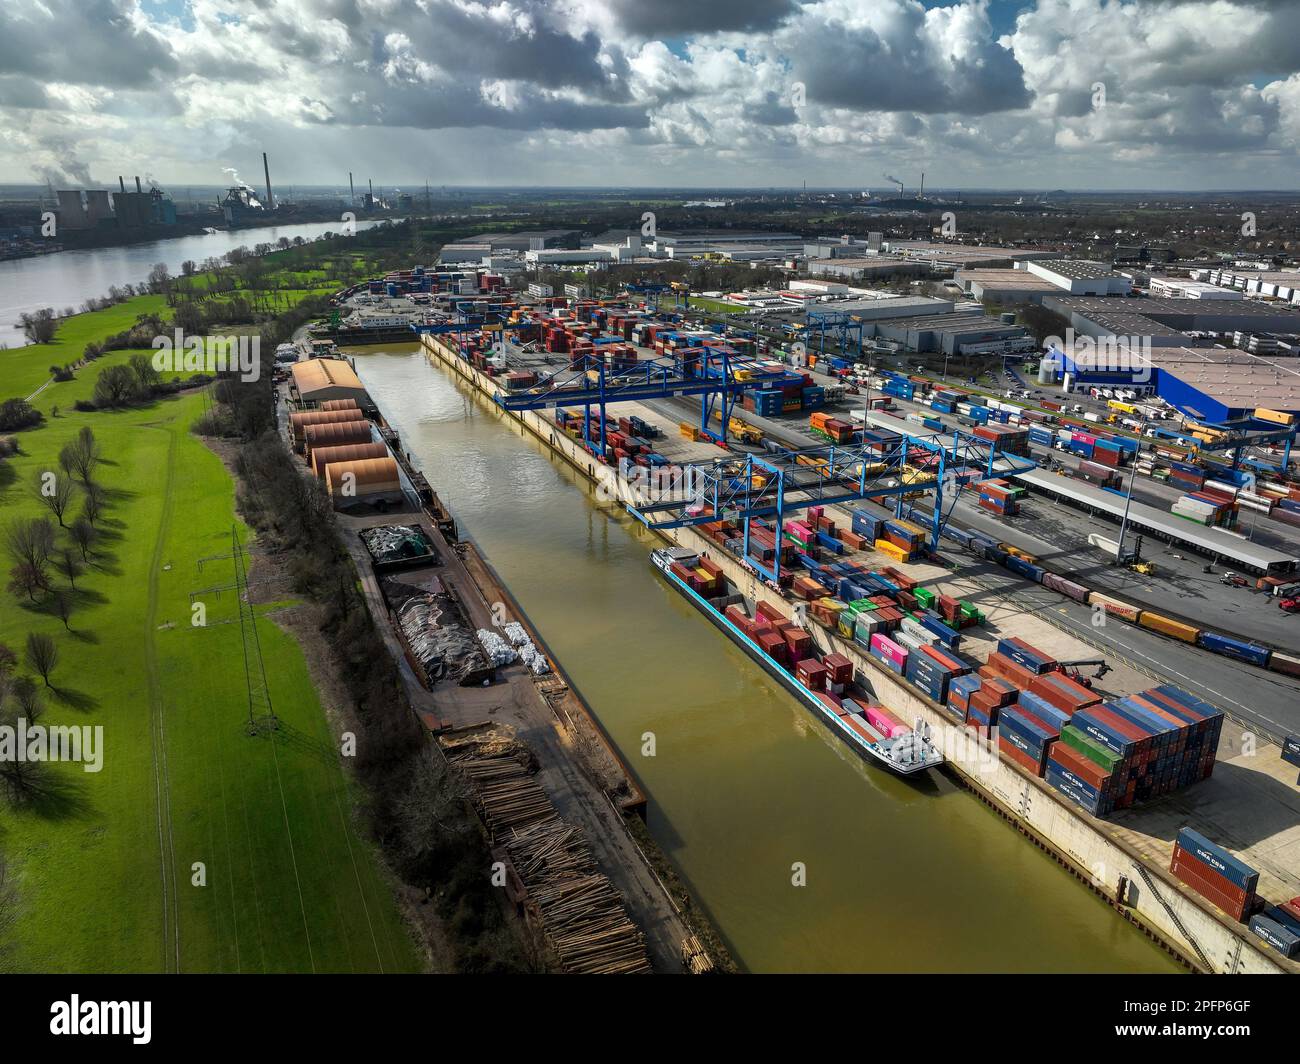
919, 172, 924, 199
349, 171, 355, 207
135, 176, 142, 193
119, 176, 126, 193
368, 178, 373, 198
262, 151, 273, 210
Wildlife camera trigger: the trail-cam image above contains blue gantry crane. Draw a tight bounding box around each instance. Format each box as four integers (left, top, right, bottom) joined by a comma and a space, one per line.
491, 345, 749, 455
804, 308, 867, 358
625, 425, 1035, 582
623, 281, 690, 314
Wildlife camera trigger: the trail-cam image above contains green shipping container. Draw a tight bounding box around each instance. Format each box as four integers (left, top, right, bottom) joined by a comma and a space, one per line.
1060, 724, 1124, 772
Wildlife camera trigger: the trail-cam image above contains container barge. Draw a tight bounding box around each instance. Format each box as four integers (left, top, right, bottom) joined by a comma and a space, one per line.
651, 546, 943, 776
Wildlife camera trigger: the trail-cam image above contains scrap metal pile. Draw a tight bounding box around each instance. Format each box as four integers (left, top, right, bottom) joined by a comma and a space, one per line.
384, 578, 492, 686
441, 726, 651, 974
360, 524, 437, 565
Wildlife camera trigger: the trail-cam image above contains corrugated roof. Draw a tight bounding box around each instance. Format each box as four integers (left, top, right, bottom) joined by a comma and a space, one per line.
291, 357, 364, 394
1012, 467, 1295, 571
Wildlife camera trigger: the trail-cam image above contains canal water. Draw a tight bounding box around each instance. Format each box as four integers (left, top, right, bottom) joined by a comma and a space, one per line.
356, 346, 1181, 974
0, 219, 389, 338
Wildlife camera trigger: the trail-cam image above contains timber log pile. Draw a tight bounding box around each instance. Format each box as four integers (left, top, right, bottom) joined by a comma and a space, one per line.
441, 725, 652, 974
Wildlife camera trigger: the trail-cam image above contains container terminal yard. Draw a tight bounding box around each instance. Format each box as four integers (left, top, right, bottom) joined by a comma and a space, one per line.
19, 0, 1300, 1042
270, 265, 1300, 975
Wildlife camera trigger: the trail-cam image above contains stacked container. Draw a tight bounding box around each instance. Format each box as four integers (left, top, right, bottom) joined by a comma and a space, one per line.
869, 632, 908, 675
904, 644, 970, 704
1052, 686, 1224, 815
976, 478, 1018, 516
1171, 827, 1258, 922
1172, 491, 1238, 527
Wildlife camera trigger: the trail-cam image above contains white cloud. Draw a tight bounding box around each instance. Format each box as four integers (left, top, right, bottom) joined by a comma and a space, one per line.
2, 0, 1300, 187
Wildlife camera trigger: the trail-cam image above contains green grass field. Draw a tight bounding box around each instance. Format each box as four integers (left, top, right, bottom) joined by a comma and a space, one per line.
0, 316, 420, 972
2, 298, 169, 404
687, 296, 747, 314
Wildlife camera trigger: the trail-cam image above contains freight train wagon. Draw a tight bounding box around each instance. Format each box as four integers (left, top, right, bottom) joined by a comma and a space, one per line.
929, 511, 1300, 682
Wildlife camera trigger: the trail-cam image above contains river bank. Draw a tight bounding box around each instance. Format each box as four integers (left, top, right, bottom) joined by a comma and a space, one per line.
350, 341, 1184, 973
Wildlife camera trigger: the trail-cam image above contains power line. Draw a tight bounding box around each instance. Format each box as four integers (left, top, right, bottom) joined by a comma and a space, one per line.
231, 524, 278, 735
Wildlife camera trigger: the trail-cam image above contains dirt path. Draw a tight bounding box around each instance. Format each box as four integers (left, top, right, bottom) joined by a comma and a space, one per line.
141, 414, 182, 972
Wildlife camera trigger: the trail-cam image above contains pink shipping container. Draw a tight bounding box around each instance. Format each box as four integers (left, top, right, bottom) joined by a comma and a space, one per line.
870, 633, 908, 667
863, 703, 911, 739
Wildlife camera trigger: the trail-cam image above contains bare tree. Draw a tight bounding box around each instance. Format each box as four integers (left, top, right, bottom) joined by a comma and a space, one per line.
18, 308, 57, 344
4, 517, 55, 577
12, 675, 42, 721
8, 563, 45, 603
56, 548, 82, 589
58, 427, 99, 485
34, 470, 76, 528
51, 591, 73, 632
24, 632, 58, 688
69, 516, 98, 561
81, 488, 102, 527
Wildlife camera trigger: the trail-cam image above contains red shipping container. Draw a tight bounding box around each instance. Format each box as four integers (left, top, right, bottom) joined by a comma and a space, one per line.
784, 630, 812, 658
981, 652, 1038, 690
822, 653, 853, 685
999, 735, 1046, 776
796, 659, 828, 691
1029, 672, 1100, 715
1048, 741, 1111, 791
1171, 843, 1253, 907
757, 631, 787, 663
1170, 852, 1251, 921
756, 601, 787, 625
982, 677, 1020, 707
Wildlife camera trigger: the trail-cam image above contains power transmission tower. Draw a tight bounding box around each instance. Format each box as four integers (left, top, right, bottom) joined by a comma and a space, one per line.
231, 525, 278, 734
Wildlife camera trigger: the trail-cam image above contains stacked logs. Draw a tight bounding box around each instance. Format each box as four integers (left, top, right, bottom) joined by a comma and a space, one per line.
441, 726, 651, 974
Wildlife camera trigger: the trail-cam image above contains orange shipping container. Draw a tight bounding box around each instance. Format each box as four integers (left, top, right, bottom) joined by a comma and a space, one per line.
1138, 611, 1200, 643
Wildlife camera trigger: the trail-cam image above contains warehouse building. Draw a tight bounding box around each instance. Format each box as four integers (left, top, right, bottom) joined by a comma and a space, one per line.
1147, 278, 1243, 300
1190, 268, 1300, 305
816, 295, 953, 321
1056, 343, 1300, 421
883, 241, 1064, 270
953, 268, 1060, 304
1149, 349, 1300, 421
1026, 259, 1132, 296
1042, 295, 1300, 345
290, 357, 371, 410
866, 311, 1034, 356
806, 255, 930, 280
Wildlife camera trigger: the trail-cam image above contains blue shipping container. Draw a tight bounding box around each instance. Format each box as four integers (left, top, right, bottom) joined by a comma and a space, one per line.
1176, 827, 1259, 892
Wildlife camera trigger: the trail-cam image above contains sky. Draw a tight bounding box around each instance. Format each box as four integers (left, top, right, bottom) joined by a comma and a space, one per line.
2, 0, 1300, 191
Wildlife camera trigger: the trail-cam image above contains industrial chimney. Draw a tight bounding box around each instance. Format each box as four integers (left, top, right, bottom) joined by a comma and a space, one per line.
262, 151, 273, 210
349, 171, 355, 207
119, 176, 126, 193
135, 176, 142, 193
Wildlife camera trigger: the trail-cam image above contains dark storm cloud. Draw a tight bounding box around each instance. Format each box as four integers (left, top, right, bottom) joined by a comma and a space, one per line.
790, 9, 1032, 115
391, 0, 626, 96
605, 0, 799, 37
0, 0, 177, 89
